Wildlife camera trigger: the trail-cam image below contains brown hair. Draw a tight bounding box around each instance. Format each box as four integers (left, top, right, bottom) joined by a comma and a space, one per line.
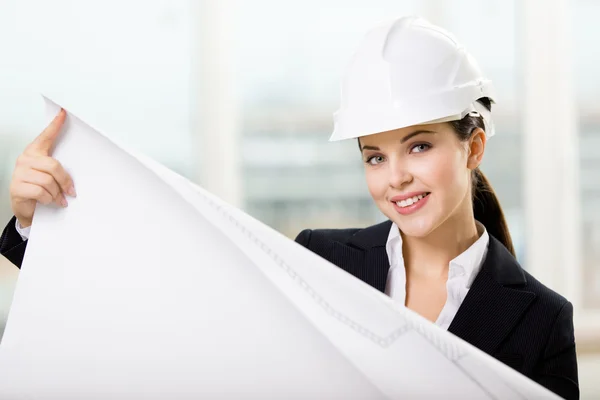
448, 98, 515, 256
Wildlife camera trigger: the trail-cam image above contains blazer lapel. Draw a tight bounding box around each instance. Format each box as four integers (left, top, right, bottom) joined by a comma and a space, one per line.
330, 220, 392, 292
326, 221, 534, 356
448, 237, 536, 356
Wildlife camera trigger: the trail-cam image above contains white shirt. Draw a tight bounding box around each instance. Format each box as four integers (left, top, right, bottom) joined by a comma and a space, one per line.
15, 219, 31, 241
384, 221, 489, 330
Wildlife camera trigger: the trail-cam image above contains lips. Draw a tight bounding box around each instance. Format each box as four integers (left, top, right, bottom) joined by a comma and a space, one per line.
393, 192, 429, 208
390, 192, 431, 215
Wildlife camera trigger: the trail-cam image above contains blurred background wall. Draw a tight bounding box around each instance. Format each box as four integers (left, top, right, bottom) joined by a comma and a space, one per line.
0, 0, 598, 396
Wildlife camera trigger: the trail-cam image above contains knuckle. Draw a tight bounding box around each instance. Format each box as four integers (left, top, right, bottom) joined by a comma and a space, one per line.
42, 174, 54, 187
49, 159, 61, 174
16, 154, 28, 167
8, 183, 18, 197
10, 177, 25, 191
34, 186, 46, 199
9, 179, 20, 192
12, 171, 27, 184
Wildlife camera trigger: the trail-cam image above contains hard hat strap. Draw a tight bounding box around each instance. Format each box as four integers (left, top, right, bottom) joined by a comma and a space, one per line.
472, 101, 495, 138
423, 102, 495, 139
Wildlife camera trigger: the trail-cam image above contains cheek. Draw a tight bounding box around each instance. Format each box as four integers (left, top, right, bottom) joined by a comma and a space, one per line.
420, 152, 469, 199
414, 153, 468, 193
365, 168, 387, 201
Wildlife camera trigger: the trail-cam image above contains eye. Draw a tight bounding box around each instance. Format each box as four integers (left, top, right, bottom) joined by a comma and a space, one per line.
410, 143, 431, 153
366, 155, 385, 165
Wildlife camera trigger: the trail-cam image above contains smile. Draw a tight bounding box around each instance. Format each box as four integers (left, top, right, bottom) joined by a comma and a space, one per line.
391, 192, 431, 215
395, 192, 430, 208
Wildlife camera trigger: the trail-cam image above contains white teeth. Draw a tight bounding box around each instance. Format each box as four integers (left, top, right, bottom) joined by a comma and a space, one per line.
395, 193, 428, 208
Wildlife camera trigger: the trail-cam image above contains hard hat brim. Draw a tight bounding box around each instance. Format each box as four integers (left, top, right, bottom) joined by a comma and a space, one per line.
329, 80, 495, 142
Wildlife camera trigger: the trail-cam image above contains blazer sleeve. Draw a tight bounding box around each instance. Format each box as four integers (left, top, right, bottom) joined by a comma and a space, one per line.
0, 216, 27, 269
535, 301, 579, 400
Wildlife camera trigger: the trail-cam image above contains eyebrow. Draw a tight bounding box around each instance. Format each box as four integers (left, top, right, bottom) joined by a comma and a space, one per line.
360, 130, 437, 151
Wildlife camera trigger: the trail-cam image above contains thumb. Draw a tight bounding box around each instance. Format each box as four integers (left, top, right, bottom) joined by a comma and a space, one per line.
26, 109, 67, 156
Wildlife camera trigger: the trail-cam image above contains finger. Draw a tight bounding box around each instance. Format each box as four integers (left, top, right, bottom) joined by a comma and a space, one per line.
17, 169, 67, 207
25, 109, 67, 156
12, 182, 56, 206
21, 155, 76, 197
19, 169, 61, 200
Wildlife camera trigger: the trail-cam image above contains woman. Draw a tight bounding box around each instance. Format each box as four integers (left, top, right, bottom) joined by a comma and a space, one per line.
1, 16, 578, 399
294, 17, 578, 399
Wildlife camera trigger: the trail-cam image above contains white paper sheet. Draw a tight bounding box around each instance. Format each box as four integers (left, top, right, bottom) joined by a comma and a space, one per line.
0, 97, 561, 399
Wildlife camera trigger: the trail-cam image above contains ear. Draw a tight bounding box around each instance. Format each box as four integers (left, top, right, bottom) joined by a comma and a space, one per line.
467, 128, 486, 170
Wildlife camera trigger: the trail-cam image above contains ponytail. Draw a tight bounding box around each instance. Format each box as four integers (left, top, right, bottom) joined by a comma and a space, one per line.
472, 168, 515, 256
448, 98, 515, 256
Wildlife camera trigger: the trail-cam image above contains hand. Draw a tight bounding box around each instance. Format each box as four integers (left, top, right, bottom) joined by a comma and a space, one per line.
9, 109, 76, 229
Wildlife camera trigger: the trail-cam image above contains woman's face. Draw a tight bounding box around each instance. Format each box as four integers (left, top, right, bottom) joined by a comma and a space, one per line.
359, 123, 484, 238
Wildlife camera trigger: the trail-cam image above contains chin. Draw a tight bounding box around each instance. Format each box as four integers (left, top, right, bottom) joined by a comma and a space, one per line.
381, 203, 440, 238
395, 218, 437, 238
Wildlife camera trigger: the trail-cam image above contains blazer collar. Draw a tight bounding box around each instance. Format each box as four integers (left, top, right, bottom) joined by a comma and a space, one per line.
348, 220, 528, 287
344, 220, 535, 355
327, 220, 392, 292
483, 236, 528, 286
347, 220, 392, 250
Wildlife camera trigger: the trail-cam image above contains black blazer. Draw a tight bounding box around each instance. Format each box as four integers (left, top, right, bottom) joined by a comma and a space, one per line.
1, 218, 579, 399
1, 217, 27, 268
295, 220, 579, 400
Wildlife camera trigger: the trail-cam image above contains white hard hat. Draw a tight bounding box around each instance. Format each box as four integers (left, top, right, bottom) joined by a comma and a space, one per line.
330, 16, 496, 141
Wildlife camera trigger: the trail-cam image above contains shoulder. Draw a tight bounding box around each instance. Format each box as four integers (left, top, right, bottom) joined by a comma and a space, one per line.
295, 220, 393, 257
482, 237, 577, 398
519, 271, 577, 395
491, 236, 573, 345
521, 269, 572, 323
523, 270, 568, 306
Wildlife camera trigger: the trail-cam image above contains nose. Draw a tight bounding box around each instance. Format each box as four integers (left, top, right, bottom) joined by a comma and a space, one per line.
388, 156, 412, 189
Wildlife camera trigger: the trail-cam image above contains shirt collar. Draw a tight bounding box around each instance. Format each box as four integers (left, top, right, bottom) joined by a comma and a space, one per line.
385, 221, 489, 288
451, 222, 489, 288
385, 221, 403, 269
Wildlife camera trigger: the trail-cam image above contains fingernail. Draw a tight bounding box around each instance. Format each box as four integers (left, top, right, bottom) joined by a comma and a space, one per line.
68, 186, 77, 197
61, 197, 68, 207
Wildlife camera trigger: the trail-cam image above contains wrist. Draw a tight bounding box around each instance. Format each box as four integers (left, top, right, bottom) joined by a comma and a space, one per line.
16, 217, 32, 229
